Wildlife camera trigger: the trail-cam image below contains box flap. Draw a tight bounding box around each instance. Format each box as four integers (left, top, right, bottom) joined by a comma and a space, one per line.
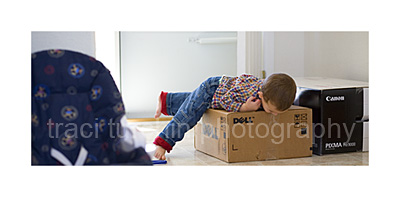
207, 109, 232, 115
288, 105, 310, 110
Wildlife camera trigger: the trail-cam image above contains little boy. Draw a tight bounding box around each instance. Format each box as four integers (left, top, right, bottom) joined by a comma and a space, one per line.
153, 73, 297, 160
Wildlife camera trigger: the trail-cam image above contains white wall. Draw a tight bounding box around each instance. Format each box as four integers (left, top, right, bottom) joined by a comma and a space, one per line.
31, 31, 96, 57
304, 32, 369, 82
263, 32, 369, 82
273, 32, 305, 77
94, 32, 121, 90
237, 32, 246, 75
32, 31, 368, 120
120, 32, 237, 118
263, 32, 275, 77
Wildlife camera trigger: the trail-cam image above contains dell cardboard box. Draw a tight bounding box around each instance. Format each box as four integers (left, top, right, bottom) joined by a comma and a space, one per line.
194, 106, 313, 163
293, 77, 369, 155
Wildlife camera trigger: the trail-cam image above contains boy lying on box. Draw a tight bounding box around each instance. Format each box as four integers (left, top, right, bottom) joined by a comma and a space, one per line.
153, 73, 297, 160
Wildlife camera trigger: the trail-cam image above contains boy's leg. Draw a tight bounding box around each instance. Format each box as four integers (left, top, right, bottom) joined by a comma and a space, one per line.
155, 92, 191, 118
154, 76, 221, 155
166, 92, 191, 116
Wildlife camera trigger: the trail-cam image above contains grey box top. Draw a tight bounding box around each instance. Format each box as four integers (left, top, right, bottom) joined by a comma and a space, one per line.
294, 77, 369, 90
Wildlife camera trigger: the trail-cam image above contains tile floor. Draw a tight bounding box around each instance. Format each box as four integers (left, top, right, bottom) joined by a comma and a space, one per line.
129, 120, 369, 166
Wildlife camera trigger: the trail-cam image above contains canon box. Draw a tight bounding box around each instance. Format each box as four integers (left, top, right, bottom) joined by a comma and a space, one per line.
194, 106, 313, 163
294, 77, 369, 155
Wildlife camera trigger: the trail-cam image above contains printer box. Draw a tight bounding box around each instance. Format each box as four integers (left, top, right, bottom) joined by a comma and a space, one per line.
194, 106, 313, 163
294, 77, 369, 155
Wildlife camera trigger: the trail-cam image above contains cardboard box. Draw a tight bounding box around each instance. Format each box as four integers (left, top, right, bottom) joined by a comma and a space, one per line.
293, 77, 369, 155
194, 106, 313, 163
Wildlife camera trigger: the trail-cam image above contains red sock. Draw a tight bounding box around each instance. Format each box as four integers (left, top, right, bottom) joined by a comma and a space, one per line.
160, 91, 168, 116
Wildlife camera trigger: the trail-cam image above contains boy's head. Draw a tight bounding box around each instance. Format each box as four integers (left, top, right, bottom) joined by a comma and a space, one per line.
257, 73, 296, 115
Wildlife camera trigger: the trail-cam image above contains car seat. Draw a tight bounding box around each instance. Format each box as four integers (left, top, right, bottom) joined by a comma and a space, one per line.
31, 49, 152, 165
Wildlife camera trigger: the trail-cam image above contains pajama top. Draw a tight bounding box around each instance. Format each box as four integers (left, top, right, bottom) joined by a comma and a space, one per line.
211, 74, 263, 112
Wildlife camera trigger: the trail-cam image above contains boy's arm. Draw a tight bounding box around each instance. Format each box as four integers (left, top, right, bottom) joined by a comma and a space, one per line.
239, 96, 261, 112
219, 74, 261, 112
220, 94, 260, 112
219, 89, 243, 112
220, 100, 242, 112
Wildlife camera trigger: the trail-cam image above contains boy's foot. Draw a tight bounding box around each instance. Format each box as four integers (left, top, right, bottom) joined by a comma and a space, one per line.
154, 92, 163, 118
154, 145, 166, 160
154, 91, 167, 118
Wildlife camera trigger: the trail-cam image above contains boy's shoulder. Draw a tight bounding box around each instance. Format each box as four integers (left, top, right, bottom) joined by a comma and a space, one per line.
220, 74, 262, 85
238, 73, 256, 78
237, 73, 262, 82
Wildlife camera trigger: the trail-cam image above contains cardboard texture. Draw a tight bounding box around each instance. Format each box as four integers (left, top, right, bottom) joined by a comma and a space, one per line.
194, 106, 313, 163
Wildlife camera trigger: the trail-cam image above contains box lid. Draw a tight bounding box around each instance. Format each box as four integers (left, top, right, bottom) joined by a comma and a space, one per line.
294, 77, 369, 90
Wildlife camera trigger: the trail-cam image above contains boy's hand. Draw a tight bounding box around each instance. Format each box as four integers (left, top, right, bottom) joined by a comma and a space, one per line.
239, 96, 261, 112
154, 145, 166, 160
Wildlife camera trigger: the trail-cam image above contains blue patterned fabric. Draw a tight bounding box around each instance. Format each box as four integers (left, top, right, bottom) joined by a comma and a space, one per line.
31, 49, 152, 165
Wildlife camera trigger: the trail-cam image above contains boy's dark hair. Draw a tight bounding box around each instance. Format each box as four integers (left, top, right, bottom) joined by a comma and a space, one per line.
261, 73, 296, 111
